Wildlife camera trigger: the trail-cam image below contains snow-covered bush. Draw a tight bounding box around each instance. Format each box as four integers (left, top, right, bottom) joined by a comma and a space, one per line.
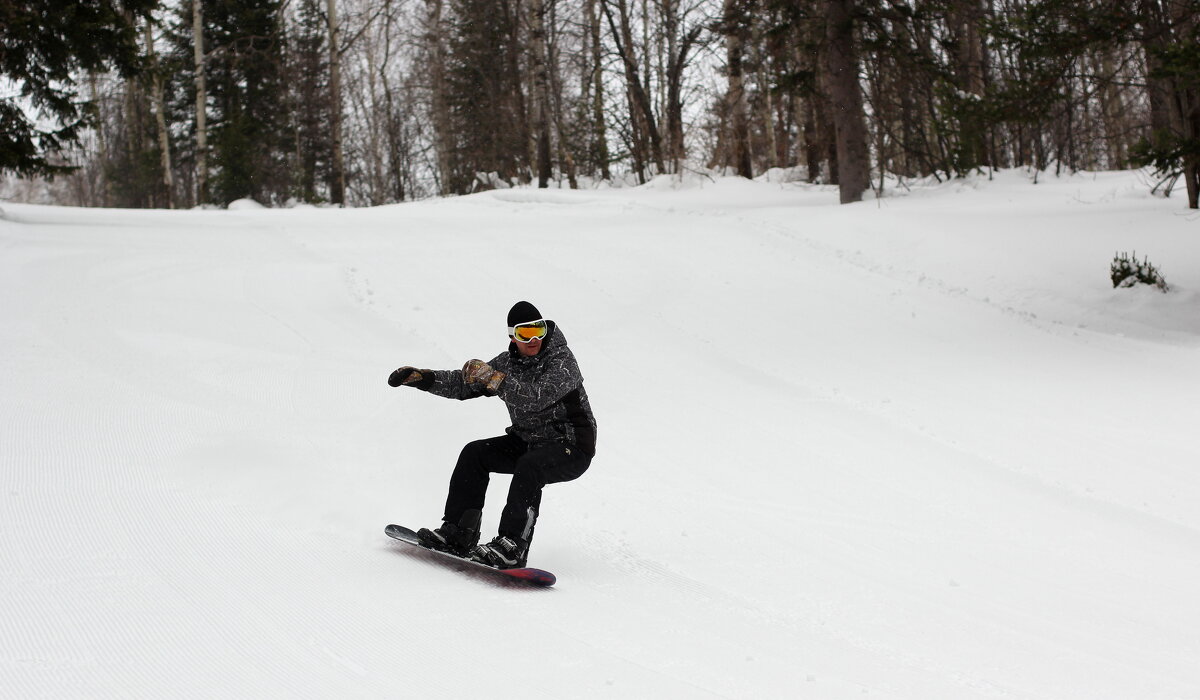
1111, 251, 1169, 292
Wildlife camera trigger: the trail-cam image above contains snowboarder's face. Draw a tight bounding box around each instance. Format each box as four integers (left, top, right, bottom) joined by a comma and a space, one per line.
513, 335, 542, 357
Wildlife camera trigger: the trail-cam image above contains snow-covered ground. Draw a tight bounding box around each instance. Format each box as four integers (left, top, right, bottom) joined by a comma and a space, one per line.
2, 169, 1198, 699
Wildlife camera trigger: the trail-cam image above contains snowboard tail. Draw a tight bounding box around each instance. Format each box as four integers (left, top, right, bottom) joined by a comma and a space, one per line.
384, 524, 556, 587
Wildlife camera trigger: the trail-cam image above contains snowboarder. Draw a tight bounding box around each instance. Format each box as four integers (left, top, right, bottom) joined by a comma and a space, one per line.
387, 301, 596, 568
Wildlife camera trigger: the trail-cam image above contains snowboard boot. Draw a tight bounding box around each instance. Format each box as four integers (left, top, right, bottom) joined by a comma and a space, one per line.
416, 509, 481, 557
468, 535, 529, 569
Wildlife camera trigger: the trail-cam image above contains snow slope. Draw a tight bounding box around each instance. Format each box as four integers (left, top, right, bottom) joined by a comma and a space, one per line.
2, 169, 1199, 699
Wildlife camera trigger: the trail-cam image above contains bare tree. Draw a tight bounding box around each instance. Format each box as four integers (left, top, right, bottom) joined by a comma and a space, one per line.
659, 0, 706, 174
603, 0, 666, 177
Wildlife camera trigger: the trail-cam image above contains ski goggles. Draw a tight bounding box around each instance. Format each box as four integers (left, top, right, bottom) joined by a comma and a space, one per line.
509, 319, 548, 343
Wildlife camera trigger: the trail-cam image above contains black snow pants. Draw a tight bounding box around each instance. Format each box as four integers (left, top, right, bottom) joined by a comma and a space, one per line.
444, 434, 591, 544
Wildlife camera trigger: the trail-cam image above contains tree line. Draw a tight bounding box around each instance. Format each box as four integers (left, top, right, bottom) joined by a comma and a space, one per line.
2, 0, 1198, 208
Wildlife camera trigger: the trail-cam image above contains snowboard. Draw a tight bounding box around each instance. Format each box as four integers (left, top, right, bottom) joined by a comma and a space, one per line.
384, 524, 556, 587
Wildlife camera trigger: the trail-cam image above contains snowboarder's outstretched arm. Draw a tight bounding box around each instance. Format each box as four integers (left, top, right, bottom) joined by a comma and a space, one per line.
386, 364, 488, 400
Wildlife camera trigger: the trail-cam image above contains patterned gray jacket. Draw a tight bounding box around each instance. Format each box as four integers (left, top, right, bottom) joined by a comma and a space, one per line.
411, 321, 597, 455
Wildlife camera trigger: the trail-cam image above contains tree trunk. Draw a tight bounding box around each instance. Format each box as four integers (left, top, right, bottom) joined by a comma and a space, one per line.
723, 0, 752, 178
380, 6, 408, 202
1169, 1, 1200, 208
1140, 0, 1174, 134
327, 0, 346, 204
661, 0, 677, 172
425, 0, 453, 194
1093, 49, 1128, 169
192, 0, 208, 205
794, 21, 833, 183
504, 0, 532, 185
950, 0, 988, 169
122, 75, 147, 205
823, 0, 870, 203
528, 0, 554, 187
664, 24, 701, 177
1140, 0, 1199, 208
763, 74, 779, 171
584, 0, 612, 179
89, 73, 112, 207
364, 29, 385, 205
1179, 75, 1200, 208
801, 96, 820, 182
625, 83, 648, 183
383, 83, 407, 202
144, 19, 174, 208
546, 9, 579, 189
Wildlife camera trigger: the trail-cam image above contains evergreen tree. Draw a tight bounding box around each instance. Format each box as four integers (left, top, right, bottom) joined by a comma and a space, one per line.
444, 0, 530, 192
289, 0, 333, 203
204, 0, 291, 204
1132, 6, 1200, 209
104, 61, 168, 207
0, 0, 156, 177
160, 1, 203, 207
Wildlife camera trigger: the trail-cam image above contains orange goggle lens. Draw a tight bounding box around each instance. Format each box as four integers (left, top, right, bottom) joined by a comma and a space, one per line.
511, 320, 548, 342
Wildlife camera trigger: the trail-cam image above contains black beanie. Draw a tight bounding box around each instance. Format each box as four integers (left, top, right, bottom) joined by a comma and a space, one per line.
507, 301, 542, 327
